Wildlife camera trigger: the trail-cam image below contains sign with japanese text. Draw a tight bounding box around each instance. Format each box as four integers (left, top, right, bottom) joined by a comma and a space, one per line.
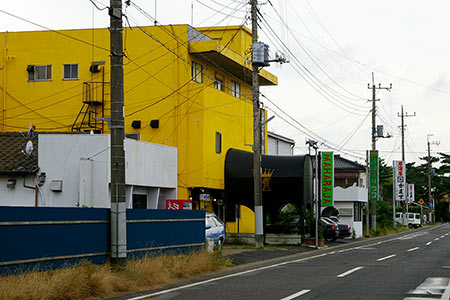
165, 199, 192, 210
393, 160, 406, 201
408, 184, 415, 203
321, 152, 334, 207
369, 150, 379, 202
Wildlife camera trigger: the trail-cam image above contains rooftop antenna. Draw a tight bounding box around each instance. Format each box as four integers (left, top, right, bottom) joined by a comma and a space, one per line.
23, 140, 34, 157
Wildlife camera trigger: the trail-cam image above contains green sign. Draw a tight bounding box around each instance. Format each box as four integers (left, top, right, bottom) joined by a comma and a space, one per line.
321, 152, 334, 207
369, 150, 379, 201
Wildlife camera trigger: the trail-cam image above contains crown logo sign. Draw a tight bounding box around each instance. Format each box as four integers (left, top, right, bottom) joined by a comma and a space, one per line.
261, 168, 275, 178
261, 168, 275, 191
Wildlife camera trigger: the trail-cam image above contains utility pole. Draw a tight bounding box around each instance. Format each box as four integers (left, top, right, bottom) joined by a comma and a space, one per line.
427, 134, 440, 223
398, 105, 416, 162
397, 105, 415, 221
306, 140, 319, 247
109, 0, 127, 267
368, 72, 392, 231
251, 0, 264, 248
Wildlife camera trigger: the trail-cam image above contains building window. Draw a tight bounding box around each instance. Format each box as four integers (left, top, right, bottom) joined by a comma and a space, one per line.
231, 81, 240, 98
191, 61, 202, 83
215, 131, 222, 154
214, 77, 223, 91
132, 194, 147, 209
28, 65, 52, 81
354, 202, 362, 222
63, 64, 79, 80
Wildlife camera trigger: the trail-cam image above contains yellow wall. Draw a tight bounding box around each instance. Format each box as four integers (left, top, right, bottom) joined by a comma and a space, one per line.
225, 205, 255, 234
0, 25, 276, 201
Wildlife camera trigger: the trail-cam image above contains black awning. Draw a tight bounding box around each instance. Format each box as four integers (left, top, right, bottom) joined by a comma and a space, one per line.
224, 148, 313, 222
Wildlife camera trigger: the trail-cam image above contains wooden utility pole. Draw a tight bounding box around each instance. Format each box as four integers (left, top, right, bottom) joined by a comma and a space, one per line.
397, 105, 415, 218
368, 72, 391, 231
251, 0, 264, 248
427, 134, 440, 223
109, 0, 127, 266
398, 105, 416, 162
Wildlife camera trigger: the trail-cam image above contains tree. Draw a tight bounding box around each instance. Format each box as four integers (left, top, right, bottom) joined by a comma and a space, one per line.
379, 159, 393, 201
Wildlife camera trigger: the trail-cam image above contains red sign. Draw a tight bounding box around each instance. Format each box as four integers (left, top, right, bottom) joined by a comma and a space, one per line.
165, 199, 192, 210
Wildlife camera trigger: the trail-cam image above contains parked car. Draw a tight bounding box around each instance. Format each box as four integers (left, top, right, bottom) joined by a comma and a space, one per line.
205, 213, 226, 246
324, 216, 351, 239
320, 217, 339, 242
395, 212, 421, 228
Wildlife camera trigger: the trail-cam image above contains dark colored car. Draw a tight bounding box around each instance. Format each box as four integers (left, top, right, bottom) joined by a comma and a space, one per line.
323, 216, 351, 239
321, 217, 339, 242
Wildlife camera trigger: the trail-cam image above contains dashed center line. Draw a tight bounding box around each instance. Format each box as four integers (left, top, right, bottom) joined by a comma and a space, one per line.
426, 242, 432, 246
280, 289, 311, 300
337, 267, 363, 278
377, 254, 397, 261
435, 238, 440, 241
407, 247, 420, 252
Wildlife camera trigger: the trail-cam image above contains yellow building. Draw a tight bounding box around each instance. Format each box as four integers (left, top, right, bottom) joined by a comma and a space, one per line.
0, 24, 277, 217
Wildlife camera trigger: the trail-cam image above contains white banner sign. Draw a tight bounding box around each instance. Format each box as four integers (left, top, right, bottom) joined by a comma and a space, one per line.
393, 160, 406, 201
408, 184, 415, 203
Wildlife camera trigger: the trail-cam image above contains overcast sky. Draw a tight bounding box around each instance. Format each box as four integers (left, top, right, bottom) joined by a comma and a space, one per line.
1, 0, 449, 166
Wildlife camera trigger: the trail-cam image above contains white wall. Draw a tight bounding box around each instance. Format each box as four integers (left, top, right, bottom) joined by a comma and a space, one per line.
0, 175, 37, 206
267, 136, 293, 156
333, 185, 368, 238
34, 134, 177, 208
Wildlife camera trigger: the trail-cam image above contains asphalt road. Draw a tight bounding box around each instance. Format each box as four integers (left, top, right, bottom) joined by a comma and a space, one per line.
120, 224, 450, 300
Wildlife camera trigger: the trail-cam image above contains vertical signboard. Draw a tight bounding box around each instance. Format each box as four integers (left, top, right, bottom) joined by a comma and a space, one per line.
321, 152, 334, 207
393, 160, 406, 201
369, 150, 379, 202
408, 184, 415, 203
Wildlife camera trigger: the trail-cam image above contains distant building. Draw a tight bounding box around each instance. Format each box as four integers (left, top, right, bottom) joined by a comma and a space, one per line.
267, 131, 295, 156
312, 154, 367, 238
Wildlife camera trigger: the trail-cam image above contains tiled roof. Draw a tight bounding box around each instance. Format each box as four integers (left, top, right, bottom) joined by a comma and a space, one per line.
0, 133, 38, 174
311, 154, 365, 171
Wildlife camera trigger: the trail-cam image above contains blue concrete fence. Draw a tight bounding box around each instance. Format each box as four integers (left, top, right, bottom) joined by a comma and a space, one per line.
0, 206, 205, 275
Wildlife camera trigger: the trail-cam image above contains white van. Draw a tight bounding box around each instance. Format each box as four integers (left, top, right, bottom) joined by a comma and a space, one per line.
395, 212, 421, 228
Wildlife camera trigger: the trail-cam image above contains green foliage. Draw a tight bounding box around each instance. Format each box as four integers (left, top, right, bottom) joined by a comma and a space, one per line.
436, 201, 450, 222
271, 206, 300, 233
376, 201, 393, 229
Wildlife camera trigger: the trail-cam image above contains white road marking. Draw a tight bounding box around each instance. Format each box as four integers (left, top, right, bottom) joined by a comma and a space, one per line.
441, 235, 445, 238
426, 242, 432, 246
337, 266, 363, 278
280, 289, 311, 300
435, 238, 440, 241
377, 254, 397, 261
124, 252, 330, 300
407, 247, 420, 252
441, 266, 450, 269
124, 227, 439, 300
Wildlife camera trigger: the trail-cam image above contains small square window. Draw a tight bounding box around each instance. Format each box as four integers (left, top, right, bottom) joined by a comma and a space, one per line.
231, 81, 240, 98
63, 64, 78, 80
215, 131, 222, 154
214, 77, 223, 91
28, 65, 52, 81
191, 61, 202, 83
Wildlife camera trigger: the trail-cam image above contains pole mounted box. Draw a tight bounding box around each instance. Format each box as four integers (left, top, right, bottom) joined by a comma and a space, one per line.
252, 42, 270, 67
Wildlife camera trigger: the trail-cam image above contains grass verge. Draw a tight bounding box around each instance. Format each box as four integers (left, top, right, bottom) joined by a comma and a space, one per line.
0, 250, 230, 300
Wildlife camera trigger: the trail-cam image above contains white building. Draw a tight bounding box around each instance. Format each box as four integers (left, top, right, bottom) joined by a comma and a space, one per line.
333, 184, 368, 238
0, 133, 177, 209
267, 131, 295, 156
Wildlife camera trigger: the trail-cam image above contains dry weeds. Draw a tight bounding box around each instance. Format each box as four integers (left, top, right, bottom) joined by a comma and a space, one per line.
0, 250, 228, 300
